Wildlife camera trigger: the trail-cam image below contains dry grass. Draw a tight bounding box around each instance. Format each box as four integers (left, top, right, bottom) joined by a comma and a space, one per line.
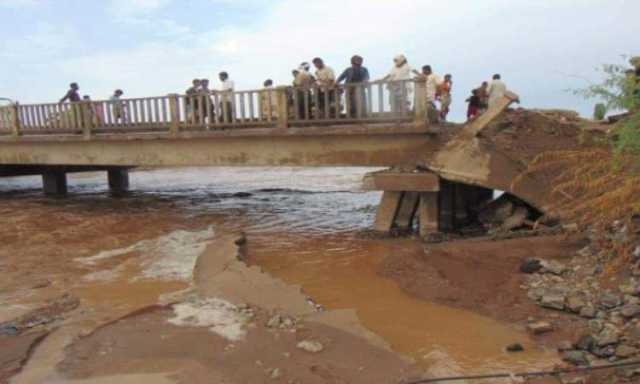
524, 148, 640, 226
523, 147, 640, 275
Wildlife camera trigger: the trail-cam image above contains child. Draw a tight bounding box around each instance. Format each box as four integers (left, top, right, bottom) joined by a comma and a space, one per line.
466, 89, 481, 121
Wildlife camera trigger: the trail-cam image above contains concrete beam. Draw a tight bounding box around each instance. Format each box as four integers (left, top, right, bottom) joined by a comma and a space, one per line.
373, 191, 403, 232
362, 171, 440, 192
0, 125, 439, 168
108, 168, 130, 194
42, 171, 67, 196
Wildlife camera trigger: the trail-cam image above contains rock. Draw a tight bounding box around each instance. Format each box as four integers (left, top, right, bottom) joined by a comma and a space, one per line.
588, 319, 604, 333
0, 323, 18, 336
567, 296, 586, 313
540, 260, 568, 275
574, 335, 595, 351
616, 345, 638, 358
599, 292, 622, 309
591, 345, 616, 358
580, 306, 597, 319
296, 340, 324, 353
267, 314, 282, 328
520, 259, 542, 274
528, 321, 554, 335
621, 304, 640, 318
527, 287, 546, 301
280, 317, 295, 329
596, 329, 619, 347
506, 343, 524, 352
540, 294, 565, 310
501, 206, 529, 231
557, 341, 574, 352
562, 350, 589, 366
269, 368, 282, 379
633, 246, 640, 260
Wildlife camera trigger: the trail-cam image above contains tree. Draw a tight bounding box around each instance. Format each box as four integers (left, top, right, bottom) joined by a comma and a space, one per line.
576, 57, 640, 157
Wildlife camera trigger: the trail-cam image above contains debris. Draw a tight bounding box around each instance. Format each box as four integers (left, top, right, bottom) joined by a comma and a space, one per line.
527, 321, 554, 335
296, 340, 324, 353
621, 304, 640, 318
616, 345, 638, 358
506, 343, 524, 352
562, 350, 589, 366
539, 260, 568, 275
519, 259, 542, 274
539, 294, 565, 310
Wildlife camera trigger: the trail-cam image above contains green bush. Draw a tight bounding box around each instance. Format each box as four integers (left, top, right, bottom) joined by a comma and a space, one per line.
594, 103, 607, 120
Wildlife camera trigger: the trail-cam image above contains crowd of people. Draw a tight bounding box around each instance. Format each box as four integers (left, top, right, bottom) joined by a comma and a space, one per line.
58, 54, 510, 124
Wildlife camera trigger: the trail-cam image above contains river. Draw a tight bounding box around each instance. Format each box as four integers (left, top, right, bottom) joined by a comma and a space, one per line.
0, 167, 558, 379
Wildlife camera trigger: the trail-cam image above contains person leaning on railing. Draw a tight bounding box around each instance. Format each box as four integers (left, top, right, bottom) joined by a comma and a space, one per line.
380, 54, 413, 114
260, 79, 278, 120
59, 82, 83, 127
293, 62, 315, 119
110, 89, 126, 123
336, 55, 370, 117
312, 57, 336, 118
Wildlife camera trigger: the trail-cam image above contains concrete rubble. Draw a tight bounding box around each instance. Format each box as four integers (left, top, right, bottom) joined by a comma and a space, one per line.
522, 218, 640, 367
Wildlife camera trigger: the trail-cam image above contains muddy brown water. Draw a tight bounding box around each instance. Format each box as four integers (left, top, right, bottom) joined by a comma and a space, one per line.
1, 167, 557, 377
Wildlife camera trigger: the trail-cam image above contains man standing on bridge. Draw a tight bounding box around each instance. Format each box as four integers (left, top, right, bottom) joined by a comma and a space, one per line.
313, 57, 336, 117
487, 74, 507, 108
336, 55, 370, 117
218, 72, 234, 123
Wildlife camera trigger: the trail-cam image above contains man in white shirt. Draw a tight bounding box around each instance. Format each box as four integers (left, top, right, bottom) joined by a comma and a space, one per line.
382, 54, 413, 113
218, 71, 234, 123
312, 57, 336, 117
487, 74, 507, 108
413, 65, 441, 122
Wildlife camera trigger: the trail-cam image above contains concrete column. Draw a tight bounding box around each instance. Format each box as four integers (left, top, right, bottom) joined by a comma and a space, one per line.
394, 192, 419, 231
418, 192, 439, 237
373, 191, 403, 232
108, 169, 130, 194
438, 180, 455, 232
42, 171, 67, 196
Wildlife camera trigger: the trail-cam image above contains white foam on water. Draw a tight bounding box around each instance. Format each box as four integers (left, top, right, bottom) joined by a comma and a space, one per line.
76, 227, 215, 282
136, 227, 214, 281
167, 297, 248, 341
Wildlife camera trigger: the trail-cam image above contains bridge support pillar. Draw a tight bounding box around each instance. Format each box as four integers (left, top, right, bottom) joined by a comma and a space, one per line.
418, 192, 439, 237
42, 171, 67, 196
395, 192, 420, 231
438, 180, 455, 232
107, 168, 130, 194
373, 191, 403, 232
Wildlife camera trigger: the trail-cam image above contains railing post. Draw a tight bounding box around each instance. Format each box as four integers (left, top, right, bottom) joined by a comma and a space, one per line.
10, 103, 21, 137
168, 94, 180, 136
414, 79, 428, 128
82, 102, 92, 140
275, 86, 288, 131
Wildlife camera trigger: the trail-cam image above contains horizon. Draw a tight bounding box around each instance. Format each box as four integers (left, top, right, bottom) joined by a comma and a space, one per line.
0, 0, 637, 122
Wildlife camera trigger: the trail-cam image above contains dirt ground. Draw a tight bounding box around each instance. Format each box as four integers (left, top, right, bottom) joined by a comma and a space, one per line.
380, 235, 589, 345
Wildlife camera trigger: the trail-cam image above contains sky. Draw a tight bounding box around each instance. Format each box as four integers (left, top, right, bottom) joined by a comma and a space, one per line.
0, 0, 638, 122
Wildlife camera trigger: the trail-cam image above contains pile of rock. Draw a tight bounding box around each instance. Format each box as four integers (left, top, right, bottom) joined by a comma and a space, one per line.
521, 218, 640, 366
265, 313, 298, 331
477, 194, 553, 235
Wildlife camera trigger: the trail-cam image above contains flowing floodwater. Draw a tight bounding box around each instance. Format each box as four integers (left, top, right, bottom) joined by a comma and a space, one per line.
0, 167, 557, 376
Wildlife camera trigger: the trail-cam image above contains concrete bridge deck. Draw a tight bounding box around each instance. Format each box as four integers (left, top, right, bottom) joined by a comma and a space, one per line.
1, 80, 536, 237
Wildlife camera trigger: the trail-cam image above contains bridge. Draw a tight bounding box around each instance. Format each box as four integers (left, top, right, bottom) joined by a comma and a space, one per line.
0, 79, 532, 237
